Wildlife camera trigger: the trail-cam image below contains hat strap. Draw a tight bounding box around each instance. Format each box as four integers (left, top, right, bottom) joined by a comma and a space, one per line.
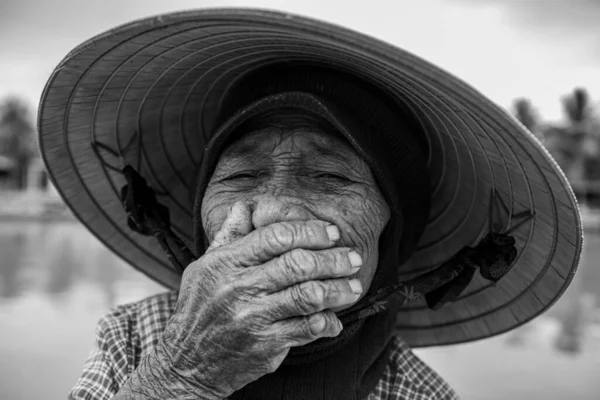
90, 137, 196, 274
119, 165, 195, 274
338, 189, 535, 326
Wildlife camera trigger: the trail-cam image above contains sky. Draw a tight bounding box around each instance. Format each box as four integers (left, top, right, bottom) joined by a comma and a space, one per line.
1, 0, 599, 123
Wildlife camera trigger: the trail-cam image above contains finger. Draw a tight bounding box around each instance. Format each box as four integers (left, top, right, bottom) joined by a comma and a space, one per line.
214, 220, 341, 266
207, 201, 254, 251
264, 278, 363, 320
248, 248, 362, 293
268, 310, 343, 349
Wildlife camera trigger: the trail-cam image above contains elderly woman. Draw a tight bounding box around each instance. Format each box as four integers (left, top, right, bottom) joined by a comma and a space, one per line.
38, 9, 582, 400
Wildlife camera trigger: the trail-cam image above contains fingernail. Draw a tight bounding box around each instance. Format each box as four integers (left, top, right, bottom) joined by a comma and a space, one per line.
348, 279, 363, 294
326, 225, 340, 242
348, 251, 362, 268
337, 318, 344, 333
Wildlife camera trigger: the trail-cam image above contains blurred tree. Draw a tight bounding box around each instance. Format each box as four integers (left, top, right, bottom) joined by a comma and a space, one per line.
563, 87, 593, 124
541, 88, 600, 202
512, 98, 541, 140
0, 97, 37, 189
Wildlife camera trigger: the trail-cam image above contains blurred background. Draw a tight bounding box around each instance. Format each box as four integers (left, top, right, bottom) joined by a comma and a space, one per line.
1, 0, 599, 399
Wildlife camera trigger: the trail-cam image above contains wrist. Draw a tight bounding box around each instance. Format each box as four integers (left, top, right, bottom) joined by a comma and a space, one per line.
153, 339, 227, 400
114, 341, 224, 400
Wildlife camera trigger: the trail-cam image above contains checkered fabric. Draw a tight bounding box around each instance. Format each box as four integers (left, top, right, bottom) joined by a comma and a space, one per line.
69, 292, 459, 399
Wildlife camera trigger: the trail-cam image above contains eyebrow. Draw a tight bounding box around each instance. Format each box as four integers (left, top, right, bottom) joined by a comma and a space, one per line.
224, 140, 355, 166
311, 144, 354, 165
223, 142, 258, 159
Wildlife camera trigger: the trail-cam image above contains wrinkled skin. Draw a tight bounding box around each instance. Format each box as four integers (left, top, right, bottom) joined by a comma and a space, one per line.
114, 121, 390, 399
202, 127, 390, 301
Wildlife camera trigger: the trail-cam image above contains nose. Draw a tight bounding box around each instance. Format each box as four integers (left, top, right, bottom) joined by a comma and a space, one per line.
251, 195, 317, 229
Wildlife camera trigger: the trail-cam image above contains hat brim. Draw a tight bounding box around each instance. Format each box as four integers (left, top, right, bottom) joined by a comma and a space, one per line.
38, 8, 582, 347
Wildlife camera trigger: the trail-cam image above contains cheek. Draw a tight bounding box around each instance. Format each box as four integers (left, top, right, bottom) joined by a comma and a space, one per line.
201, 183, 390, 282
200, 188, 245, 242
324, 188, 390, 286
333, 187, 389, 244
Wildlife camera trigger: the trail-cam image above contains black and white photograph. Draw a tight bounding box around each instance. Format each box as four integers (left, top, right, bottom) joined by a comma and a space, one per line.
0, 1, 599, 399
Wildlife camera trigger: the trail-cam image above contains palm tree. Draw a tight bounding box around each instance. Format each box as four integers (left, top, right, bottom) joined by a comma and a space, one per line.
512, 98, 541, 140
563, 89, 599, 197
0, 97, 37, 190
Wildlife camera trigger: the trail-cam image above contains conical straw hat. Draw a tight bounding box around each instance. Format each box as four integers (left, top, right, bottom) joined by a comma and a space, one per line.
38, 8, 582, 347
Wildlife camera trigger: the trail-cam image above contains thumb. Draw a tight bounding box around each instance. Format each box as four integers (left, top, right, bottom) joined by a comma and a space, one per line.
207, 201, 254, 251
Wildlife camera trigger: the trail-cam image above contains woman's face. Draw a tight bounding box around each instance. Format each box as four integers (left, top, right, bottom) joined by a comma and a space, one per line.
201, 121, 390, 310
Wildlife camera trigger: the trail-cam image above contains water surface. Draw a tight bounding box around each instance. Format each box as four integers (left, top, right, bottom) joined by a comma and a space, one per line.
0, 221, 598, 399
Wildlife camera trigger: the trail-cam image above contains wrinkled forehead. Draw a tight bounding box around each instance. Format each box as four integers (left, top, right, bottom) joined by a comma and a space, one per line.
217, 108, 359, 162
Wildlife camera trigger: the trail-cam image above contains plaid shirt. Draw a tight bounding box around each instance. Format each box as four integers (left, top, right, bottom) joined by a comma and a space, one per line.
69, 292, 459, 400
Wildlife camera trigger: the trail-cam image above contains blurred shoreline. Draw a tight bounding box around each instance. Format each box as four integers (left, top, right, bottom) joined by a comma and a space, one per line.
0, 190, 75, 222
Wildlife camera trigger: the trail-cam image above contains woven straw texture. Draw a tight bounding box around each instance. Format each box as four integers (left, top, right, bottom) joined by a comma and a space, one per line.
37, 8, 582, 347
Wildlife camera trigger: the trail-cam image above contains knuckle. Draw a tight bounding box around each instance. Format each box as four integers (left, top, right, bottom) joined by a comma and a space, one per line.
292, 281, 325, 314
233, 307, 254, 324
325, 281, 343, 302
214, 272, 246, 298
326, 249, 344, 272
204, 248, 239, 276
285, 249, 316, 280
299, 316, 317, 338
183, 253, 212, 278
263, 223, 295, 251
182, 256, 220, 289
214, 280, 237, 299
235, 307, 267, 328
301, 312, 334, 339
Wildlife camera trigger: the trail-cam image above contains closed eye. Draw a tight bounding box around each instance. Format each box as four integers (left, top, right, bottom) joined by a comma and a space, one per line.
221, 172, 258, 181
315, 173, 349, 180
313, 173, 355, 185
